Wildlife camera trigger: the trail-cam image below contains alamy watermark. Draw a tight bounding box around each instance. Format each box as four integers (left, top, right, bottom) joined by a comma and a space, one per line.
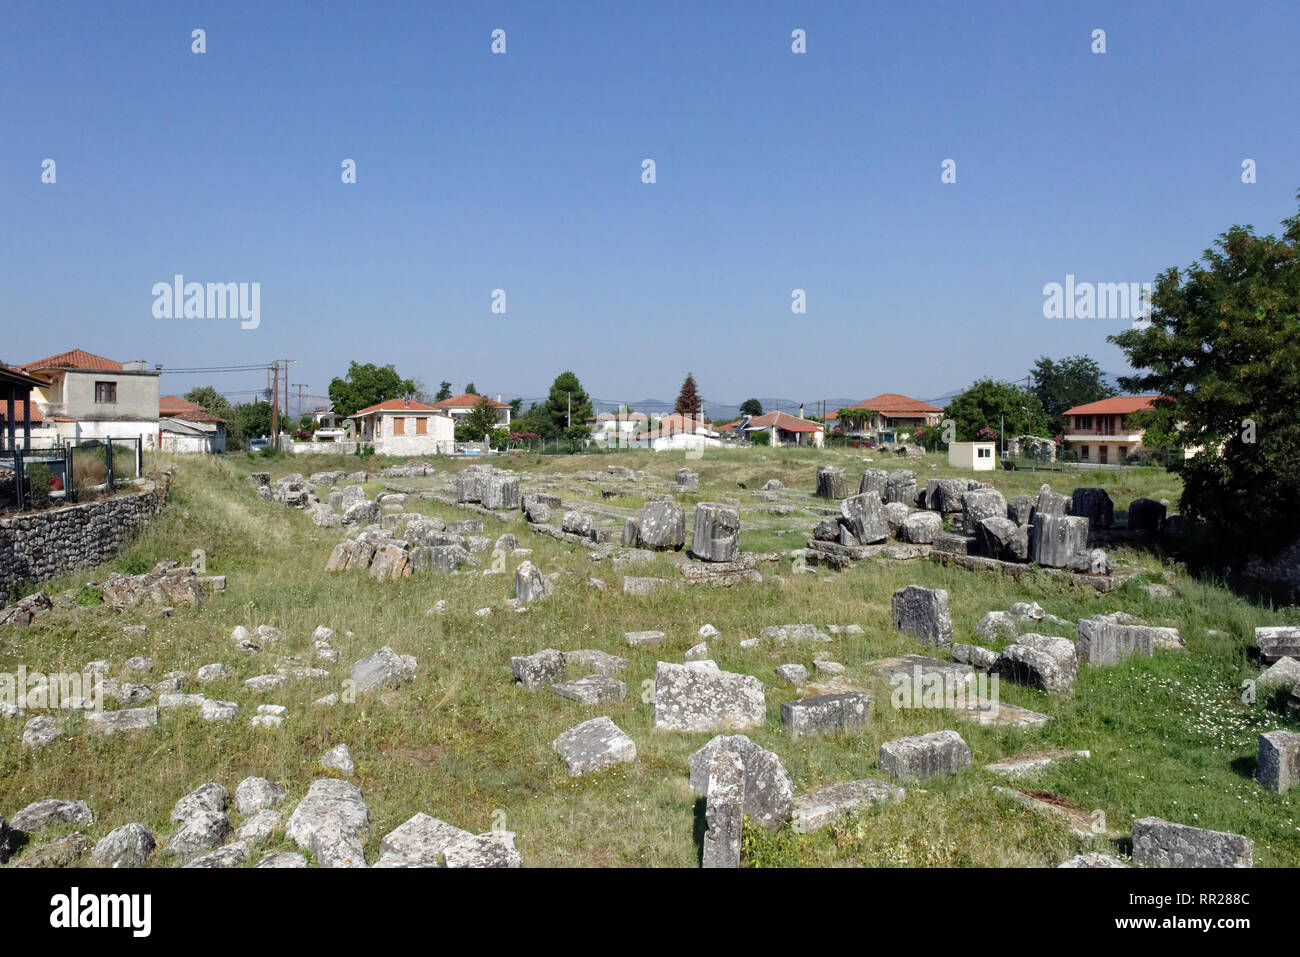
1042, 274, 1151, 325
889, 663, 999, 714
1, 666, 103, 713
152, 274, 260, 329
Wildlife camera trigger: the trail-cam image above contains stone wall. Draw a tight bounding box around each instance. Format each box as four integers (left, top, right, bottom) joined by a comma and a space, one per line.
0, 476, 170, 592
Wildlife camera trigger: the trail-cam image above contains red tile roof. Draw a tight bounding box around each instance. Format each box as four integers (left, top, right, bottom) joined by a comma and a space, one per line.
19, 349, 124, 372
159, 395, 225, 423
0, 400, 44, 423
1065, 395, 1161, 416
432, 393, 507, 409
844, 393, 943, 415
745, 411, 824, 433
352, 398, 442, 415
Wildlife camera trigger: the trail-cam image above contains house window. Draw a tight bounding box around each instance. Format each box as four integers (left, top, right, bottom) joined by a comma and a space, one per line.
1080, 445, 1089, 460
977, 447, 991, 458
393, 417, 405, 436
1099, 445, 1109, 464
416, 417, 427, 435
95, 381, 117, 404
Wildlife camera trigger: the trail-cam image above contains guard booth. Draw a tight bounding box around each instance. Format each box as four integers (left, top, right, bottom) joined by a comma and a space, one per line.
948, 440, 997, 471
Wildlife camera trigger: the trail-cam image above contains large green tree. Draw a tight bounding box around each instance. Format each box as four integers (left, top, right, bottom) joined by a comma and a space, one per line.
674, 373, 703, 417
184, 386, 242, 448
1031, 355, 1117, 436
541, 371, 593, 438
435, 381, 453, 401
236, 401, 274, 441
1109, 197, 1300, 560
461, 395, 502, 440
327, 362, 415, 417
739, 398, 764, 416
945, 379, 1046, 441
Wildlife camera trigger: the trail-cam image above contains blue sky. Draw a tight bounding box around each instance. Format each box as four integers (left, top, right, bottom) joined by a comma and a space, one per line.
3, 0, 1298, 411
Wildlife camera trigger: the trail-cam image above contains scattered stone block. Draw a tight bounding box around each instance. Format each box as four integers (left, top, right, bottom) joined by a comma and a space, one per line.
511, 649, 567, 690
890, 585, 953, 645
285, 778, 370, 868
879, 729, 971, 781
1131, 817, 1253, 868
781, 692, 871, 738
792, 779, 904, 832
992, 634, 1078, 695
653, 661, 766, 732
550, 674, 627, 705
701, 749, 744, 868
1257, 730, 1300, 794
691, 503, 741, 562
514, 560, 554, 603
552, 716, 637, 776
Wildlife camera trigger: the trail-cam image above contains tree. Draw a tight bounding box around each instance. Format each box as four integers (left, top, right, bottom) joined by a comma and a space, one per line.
236, 401, 274, 441
183, 387, 243, 449
835, 407, 873, 433
435, 381, 453, 401
509, 396, 523, 416
945, 379, 1046, 442
1031, 355, 1117, 436
461, 395, 502, 440
674, 373, 702, 417
542, 371, 593, 438
1109, 197, 1300, 561
327, 362, 415, 417
739, 398, 764, 416
464, 382, 478, 395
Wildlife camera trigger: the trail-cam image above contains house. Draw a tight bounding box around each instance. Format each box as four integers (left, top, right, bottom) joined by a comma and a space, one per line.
430, 393, 512, 429
833, 393, 944, 442
304, 405, 347, 442
18, 349, 162, 449
949, 441, 996, 471
158, 395, 227, 453
0, 365, 59, 451
1062, 395, 1162, 464
719, 411, 825, 448
637, 413, 721, 452
348, 398, 454, 455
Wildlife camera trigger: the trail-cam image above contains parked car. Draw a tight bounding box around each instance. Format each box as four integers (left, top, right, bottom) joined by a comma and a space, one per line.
246, 438, 270, 452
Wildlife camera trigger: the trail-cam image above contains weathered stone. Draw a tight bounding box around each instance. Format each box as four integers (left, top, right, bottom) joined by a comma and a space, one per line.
792, 778, 904, 832
285, 778, 370, 868
884, 470, 918, 506
441, 831, 523, 868
550, 674, 627, 705
86, 705, 158, 735
625, 630, 666, 647
701, 749, 744, 868
687, 734, 793, 830
1257, 730, 1300, 794
653, 661, 766, 732
482, 473, 520, 510
691, 503, 741, 562
879, 729, 971, 781
1131, 817, 1253, 868
373, 814, 473, 868
514, 560, 554, 603
1007, 494, 1033, 526
840, 492, 890, 545
12, 832, 90, 867
454, 469, 485, 503
90, 823, 156, 867
256, 851, 309, 868
781, 692, 871, 738
890, 585, 953, 645
1256, 656, 1300, 700
552, 716, 637, 776
975, 516, 1029, 562
563, 649, 628, 678
235, 810, 281, 845
760, 623, 832, 645
924, 479, 968, 515
951, 642, 999, 669
992, 634, 1078, 695
320, 744, 356, 776
676, 468, 699, 490
163, 809, 231, 861
898, 511, 942, 544
775, 664, 809, 686
200, 699, 239, 723
185, 841, 248, 868
1059, 852, 1130, 868
197, 662, 230, 683
624, 576, 672, 596
1076, 614, 1182, 665
235, 777, 285, 815
961, 488, 1007, 534
1126, 497, 1166, 534
369, 543, 410, 580
638, 500, 686, 550
244, 674, 288, 693
510, 649, 566, 690
10, 799, 94, 835
342, 501, 382, 526
813, 516, 840, 542
1033, 483, 1070, 518
22, 715, 62, 750
1071, 488, 1114, 529
1029, 513, 1090, 568
815, 466, 848, 500
522, 492, 560, 524
351, 646, 417, 695
1067, 547, 1114, 575
1256, 626, 1300, 665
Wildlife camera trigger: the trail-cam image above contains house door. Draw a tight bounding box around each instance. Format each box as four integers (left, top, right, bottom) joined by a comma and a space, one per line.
1099, 445, 1109, 464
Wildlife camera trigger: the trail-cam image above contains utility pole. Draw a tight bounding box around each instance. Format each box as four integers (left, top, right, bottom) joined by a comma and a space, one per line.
566, 392, 571, 429
270, 360, 279, 439
293, 383, 310, 421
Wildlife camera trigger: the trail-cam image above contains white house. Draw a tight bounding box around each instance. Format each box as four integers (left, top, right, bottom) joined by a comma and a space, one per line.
158, 395, 227, 453
430, 392, 511, 429
949, 441, 996, 471
348, 398, 454, 455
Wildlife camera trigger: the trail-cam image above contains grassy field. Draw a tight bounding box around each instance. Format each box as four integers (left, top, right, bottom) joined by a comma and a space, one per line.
2, 445, 1298, 867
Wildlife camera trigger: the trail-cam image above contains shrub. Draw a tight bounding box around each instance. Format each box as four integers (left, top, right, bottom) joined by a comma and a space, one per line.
25, 463, 52, 509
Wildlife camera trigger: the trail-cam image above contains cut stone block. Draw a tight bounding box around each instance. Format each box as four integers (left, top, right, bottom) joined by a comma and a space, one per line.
1257, 730, 1300, 794
890, 585, 953, 646
550, 674, 627, 705
780, 692, 871, 739
1131, 817, 1253, 868
879, 729, 971, 782
791, 779, 904, 832
652, 661, 765, 732
552, 716, 637, 777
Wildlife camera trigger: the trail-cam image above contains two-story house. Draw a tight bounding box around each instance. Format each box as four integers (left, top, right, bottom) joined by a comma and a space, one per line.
348, 398, 455, 455
831, 393, 945, 442
430, 393, 511, 429
18, 349, 162, 449
1062, 395, 1160, 464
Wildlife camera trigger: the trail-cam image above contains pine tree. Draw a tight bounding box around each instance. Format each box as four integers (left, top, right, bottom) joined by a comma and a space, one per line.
674, 373, 702, 417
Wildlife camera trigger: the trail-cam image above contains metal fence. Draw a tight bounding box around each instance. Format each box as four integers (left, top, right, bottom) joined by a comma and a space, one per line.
1, 436, 142, 514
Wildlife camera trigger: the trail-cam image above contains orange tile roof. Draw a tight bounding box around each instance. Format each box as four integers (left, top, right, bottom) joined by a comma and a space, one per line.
0, 399, 44, 423
19, 349, 124, 372
845, 393, 944, 415
746, 411, 824, 433
159, 395, 225, 422
1065, 395, 1161, 416
432, 393, 508, 409
352, 398, 442, 415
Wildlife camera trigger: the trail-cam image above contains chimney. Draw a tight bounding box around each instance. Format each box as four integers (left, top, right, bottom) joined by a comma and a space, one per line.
798, 404, 804, 419
497, 393, 502, 403
404, 397, 409, 408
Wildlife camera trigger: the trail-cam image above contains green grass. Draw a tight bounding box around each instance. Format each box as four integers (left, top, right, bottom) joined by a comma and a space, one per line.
1, 446, 1297, 867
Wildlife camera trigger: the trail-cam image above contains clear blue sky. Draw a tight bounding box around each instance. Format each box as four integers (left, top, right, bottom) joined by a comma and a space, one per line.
3, 0, 1298, 410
